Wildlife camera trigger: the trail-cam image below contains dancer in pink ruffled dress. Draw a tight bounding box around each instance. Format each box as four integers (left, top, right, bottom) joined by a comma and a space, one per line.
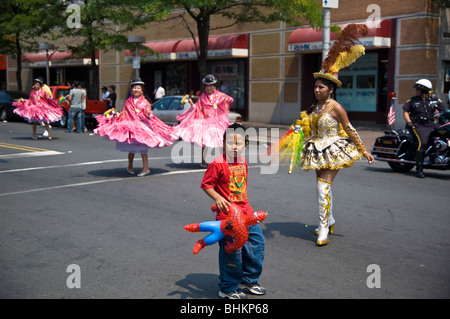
175, 74, 234, 167
13, 77, 63, 140
94, 77, 176, 176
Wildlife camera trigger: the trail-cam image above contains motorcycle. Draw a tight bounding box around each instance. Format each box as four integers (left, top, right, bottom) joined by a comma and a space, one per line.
371, 109, 450, 173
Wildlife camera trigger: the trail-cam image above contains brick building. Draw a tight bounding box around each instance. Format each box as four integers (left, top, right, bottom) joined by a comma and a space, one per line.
4, 0, 450, 125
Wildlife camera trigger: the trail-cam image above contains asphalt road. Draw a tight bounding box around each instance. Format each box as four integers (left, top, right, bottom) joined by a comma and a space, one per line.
1, 120, 449, 300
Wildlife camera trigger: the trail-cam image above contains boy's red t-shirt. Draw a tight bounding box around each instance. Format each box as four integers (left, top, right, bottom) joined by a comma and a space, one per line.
201, 154, 254, 220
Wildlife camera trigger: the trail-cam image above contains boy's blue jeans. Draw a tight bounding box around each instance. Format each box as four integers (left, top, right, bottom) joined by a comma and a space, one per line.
67, 107, 83, 133
218, 224, 265, 293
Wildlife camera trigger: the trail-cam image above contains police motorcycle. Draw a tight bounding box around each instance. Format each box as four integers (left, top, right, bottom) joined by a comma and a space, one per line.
371, 106, 450, 173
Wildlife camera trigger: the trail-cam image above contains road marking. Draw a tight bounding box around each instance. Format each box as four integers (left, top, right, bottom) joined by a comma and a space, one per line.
0, 150, 65, 159
0, 168, 206, 197
0, 142, 64, 159
0, 164, 268, 197
0, 142, 52, 152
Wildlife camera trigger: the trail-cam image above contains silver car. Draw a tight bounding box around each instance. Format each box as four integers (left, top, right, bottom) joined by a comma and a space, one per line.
151, 95, 242, 125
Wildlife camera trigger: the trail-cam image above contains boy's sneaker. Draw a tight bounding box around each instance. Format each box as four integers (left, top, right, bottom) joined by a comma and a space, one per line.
238, 283, 266, 295
218, 289, 247, 299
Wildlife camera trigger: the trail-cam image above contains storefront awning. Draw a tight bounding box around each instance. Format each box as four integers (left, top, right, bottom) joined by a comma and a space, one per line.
288, 20, 391, 52
125, 34, 248, 62
125, 40, 180, 61
175, 34, 248, 59
22, 50, 98, 67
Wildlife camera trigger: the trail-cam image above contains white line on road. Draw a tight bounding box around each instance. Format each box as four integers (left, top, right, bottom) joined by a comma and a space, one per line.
0, 151, 65, 159
0, 168, 206, 197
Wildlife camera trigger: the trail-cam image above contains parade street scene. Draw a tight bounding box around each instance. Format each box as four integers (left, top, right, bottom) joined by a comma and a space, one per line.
0, 120, 449, 299
0, 0, 449, 303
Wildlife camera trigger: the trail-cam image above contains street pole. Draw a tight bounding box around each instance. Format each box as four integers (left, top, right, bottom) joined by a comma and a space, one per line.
39, 43, 54, 84
128, 36, 145, 78
321, 0, 338, 61
322, 7, 330, 62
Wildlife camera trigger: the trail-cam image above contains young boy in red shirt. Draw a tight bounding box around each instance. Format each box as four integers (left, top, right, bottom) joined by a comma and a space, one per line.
201, 123, 266, 299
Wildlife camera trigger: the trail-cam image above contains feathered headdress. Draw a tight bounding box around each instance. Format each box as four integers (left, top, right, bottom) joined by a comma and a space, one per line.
313, 24, 368, 88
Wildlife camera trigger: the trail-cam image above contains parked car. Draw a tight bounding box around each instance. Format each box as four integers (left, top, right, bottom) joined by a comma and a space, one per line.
151, 95, 242, 125
49, 86, 107, 129
0, 90, 30, 121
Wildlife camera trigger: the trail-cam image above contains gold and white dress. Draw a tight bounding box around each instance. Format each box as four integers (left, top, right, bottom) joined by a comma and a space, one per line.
300, 104, 363, 171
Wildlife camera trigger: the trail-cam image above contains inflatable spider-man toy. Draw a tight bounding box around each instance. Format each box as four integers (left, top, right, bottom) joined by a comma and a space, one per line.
184, 203, 267, 254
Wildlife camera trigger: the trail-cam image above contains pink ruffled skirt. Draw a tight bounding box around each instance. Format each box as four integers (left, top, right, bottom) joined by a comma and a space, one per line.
94, 114, 176, 148
13, 101, 63, 123
174, 112, 230, 148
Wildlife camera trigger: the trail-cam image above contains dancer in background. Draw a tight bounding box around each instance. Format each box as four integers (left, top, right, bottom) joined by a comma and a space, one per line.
94, 77, 176, 176
13, 77, 63, 140
175, 74, 234, 167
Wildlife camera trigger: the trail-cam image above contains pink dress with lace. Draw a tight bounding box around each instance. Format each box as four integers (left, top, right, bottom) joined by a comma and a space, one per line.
13, 88, 63, 123
94, 96, 176, 152
174, 90, 233, 148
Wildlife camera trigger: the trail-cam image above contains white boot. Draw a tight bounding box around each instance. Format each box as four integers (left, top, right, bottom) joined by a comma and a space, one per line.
316, 178, 332, 246
314, 186, 335, 235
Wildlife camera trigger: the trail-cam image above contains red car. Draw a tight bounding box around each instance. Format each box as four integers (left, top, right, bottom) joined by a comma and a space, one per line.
50, 86, 107, 129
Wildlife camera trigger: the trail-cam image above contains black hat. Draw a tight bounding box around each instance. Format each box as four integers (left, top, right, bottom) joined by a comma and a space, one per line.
33, 77, 44, 84
130, 77, 145, 86
202, 74, 217, 85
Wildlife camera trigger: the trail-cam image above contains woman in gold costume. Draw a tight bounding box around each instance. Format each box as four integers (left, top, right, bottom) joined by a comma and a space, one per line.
299, 24, 374, 246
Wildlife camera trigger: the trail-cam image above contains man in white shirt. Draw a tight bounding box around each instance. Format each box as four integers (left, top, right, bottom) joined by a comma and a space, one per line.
154, 83, 165, 101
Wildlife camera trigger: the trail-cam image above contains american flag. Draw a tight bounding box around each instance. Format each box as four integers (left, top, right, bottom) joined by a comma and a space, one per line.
387, 100, 395, 126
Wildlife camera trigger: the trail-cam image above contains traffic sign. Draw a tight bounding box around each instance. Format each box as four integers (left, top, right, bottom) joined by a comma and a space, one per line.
323, 0, 339, 8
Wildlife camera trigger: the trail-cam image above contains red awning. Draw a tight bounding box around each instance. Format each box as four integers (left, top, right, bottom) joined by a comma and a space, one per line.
175, 34, 248, 59
125, 34, 248, 61
22, 50, 98, 67
288, 20, 391, 52
125, 40, 180, 61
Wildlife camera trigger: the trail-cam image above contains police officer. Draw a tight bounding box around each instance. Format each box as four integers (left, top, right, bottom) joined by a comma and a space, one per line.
402, 79, 445, 178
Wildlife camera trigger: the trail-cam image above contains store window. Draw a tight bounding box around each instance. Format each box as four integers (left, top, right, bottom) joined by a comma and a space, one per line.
208, 59, 246, 111
165, 63, 187, 96
444, 62, 450, 99
337, 52, 378, 112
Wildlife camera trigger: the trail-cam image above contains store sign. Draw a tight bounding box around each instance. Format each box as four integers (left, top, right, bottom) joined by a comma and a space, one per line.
176, 48, 248, 59
288, 37, 390, 52
212, 63, 238, 80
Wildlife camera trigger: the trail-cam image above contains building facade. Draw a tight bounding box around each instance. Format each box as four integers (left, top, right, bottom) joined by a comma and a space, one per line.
5, 0, 449, 125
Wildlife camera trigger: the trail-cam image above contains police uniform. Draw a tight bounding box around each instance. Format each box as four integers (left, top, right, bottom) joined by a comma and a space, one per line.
402, 95, 444, 151
402, 95, 445, 177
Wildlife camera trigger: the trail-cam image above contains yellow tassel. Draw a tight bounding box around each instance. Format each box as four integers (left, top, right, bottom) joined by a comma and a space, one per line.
330, 45, 365, 74
299, 111, 311, 138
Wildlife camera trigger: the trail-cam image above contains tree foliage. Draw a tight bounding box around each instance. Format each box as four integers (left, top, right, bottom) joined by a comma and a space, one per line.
430, 0, 450, 8
0, 0, 64, 90
154, 0, 323, 78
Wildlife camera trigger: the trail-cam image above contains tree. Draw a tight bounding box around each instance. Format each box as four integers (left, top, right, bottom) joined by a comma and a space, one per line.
430, 0, 450, 8
0, 0, 64, 91
144, 0, 323, 80
59, 0, 171, 98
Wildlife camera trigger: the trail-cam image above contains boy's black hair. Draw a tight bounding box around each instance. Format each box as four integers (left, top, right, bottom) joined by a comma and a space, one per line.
223, 122, 249, 144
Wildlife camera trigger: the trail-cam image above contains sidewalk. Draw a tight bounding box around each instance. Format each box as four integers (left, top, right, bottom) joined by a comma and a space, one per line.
241, 120, 386, 148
